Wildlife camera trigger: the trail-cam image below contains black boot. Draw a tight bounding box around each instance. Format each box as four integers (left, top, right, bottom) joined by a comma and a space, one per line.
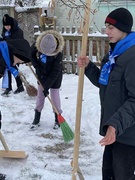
14, 85, 24, 94
1, 88, 12, 96
53, 113, 60, 130
30, 110, 41, 130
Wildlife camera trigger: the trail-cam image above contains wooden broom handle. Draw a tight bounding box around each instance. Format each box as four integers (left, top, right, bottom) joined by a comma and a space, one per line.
27, 63, 59, 115
71, 160, 84, 180
72, 0, 91, 179
0, 131, 9, 151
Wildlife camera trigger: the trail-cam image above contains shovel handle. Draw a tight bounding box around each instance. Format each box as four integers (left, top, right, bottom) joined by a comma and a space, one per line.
0, 131, 9, 151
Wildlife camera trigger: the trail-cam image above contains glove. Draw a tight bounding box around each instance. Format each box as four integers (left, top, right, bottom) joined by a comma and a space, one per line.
43, 89, 49, 97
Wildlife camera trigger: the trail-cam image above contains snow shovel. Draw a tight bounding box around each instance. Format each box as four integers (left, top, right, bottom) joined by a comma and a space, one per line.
0, 130, 28, 158
72, 0, 92, 179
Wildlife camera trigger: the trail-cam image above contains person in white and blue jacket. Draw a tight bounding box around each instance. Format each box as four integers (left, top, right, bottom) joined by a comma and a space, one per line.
30, 30, 65, 130
78, 8, 135, 180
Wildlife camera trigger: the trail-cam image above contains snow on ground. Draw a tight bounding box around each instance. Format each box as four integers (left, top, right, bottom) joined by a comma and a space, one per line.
0, 64, 103, 180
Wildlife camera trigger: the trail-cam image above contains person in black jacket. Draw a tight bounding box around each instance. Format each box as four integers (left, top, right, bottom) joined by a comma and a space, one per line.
30, 30, 65, 130
1, 14, 25, 96
78, 8, 135, 180
0, 39, 31, 82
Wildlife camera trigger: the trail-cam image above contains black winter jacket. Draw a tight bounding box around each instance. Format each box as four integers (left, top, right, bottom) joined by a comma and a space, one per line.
30, 43, 63, 92
2, 18, 24, 40
85, 45, 135, 146
0, 17, 31, 77
0, 39, 31, 77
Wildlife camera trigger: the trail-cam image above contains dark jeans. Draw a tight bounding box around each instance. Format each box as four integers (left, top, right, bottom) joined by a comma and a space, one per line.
8, 68, 22, 89
102, 144, 115, 180
102, 142, 135, 180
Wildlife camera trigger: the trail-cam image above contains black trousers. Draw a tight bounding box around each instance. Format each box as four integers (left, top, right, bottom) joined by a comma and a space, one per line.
8, 67, 22, 90
102, 142, 135, 180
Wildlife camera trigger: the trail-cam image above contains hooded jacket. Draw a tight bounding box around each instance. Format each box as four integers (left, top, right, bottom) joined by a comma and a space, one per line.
30, 42, 63, 93
30, 30, 65, 93
31, 43, 63, 91
0, 16, 31, 79
2, 18, 24, 40
85, 44, 135, 146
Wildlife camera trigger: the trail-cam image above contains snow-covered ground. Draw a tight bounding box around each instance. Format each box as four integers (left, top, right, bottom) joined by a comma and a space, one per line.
0, 65, 103, 180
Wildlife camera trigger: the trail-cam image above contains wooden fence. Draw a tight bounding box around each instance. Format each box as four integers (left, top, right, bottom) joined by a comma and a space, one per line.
59, 27, 109, 74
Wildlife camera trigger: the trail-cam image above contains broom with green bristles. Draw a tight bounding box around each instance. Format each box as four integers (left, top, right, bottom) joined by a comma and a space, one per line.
27, 63, 74, 142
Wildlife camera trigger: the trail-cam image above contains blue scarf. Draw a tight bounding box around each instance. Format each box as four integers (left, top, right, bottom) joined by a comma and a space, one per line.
40, 54, 47, 64
5, 31, 11, 37
99, 32, 135, 85
0, 41, 18, 77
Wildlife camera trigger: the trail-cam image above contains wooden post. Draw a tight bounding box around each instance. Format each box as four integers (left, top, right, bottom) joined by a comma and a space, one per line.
61, 26, 65, 33
72, 26, 76, 33
56, 26, 60, 32
39, 8, 45, 32
66, 39, 70, 73
72, 0, 92, 179
89, 38, 93, 61
89, 26, 93, 34
9, 7, 15, 18
66, 26, 70, 33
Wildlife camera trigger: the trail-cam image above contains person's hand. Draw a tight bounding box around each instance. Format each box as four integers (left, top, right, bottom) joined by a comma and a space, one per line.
77, 56, 90, 68
99, 126, 116, 146
43, 89, 49, 97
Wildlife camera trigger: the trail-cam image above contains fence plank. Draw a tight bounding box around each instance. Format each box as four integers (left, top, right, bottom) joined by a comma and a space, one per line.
62, 31, 109, 74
